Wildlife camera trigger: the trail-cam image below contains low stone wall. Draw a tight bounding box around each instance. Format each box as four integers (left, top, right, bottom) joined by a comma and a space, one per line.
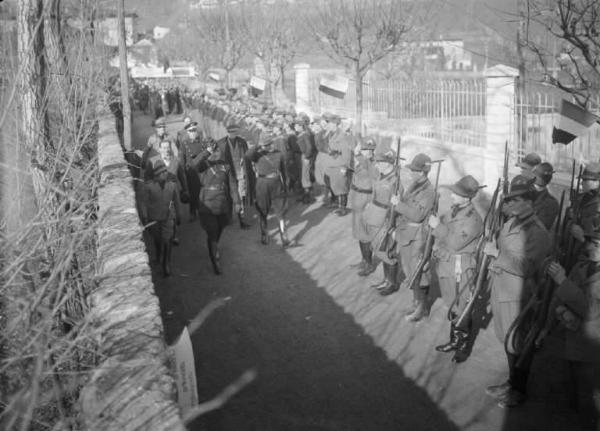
79, 109, 186, 431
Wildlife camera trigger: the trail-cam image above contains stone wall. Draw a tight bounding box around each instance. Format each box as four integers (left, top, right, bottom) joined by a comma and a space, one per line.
79, 109, 186, 431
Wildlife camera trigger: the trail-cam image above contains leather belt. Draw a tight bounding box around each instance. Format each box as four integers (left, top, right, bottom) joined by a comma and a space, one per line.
258, 173, 279, 179
205, 185, 225, 191
372, 200, 388, 209
351, 184, 372, 194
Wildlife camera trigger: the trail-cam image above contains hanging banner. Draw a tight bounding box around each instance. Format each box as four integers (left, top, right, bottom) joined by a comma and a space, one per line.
319, 74, 349, 99
250, 76, 267, 93
208, 72, 221, 82
552, 99, 598, 145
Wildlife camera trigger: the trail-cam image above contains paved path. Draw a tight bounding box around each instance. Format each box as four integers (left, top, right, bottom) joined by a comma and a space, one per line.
132, 111, 589, 431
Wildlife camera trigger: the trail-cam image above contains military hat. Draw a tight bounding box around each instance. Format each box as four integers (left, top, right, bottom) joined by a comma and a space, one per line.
581, 162, 600, 180
447, 175, 483, 198
258, 132, 275, 147
516, 152, 542, 170
182, 116, 192, 126
153, 159, 167, 176
360, 137, 377, 151
328, 114, 342, 124
184, 121, 198, 131
322, 112, 333, 121
532, 162, 554, 186
375, 151, 396, 164
504, 174, 535, 199
153, 117, 166, 128
311, 115, 321, 123
226, 123, 240, 133
406, 153, 432, 172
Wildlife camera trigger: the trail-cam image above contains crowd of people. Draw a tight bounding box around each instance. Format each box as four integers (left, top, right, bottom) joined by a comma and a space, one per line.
130, 83, 599, 429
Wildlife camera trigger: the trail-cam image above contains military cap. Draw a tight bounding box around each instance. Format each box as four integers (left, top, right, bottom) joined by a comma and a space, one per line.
447, 175, 484, 198
328, 114, 342, 124
153, 159, 167, 176
516, 152, 542, 170
184, 121, 198, 131
581, 162, 600, 181
182, 116, 192, 126
375, 151, 396, 164
226, 123, 240, 133
504, 174, 535, 199
153, 117, 166, 128
360, 137, 377, 151
532, 162, 554, 186
406, 153, 432, 172
258, 133, 274, 147
322, 112, 333, 121
311, 115, 321, 123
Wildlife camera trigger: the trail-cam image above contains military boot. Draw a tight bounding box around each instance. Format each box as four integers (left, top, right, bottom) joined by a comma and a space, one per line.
351, 242, 368, 270
379, 263, 400, 296
259, 217, 269, 245
162, 244, 172, 277
279, 219, 291, 248
335, 194, 350, 216
451, 328, 471, 363
405, 286, 430, 322
358, 243, 377, 276
435, 324, 459, 353
403, 287, 419, 315
208, 240, 222, 275
238, 210, 251, 230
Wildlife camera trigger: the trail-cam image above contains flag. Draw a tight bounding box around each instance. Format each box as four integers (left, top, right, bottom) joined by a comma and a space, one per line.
249, 76, 266, 93
208, 72, 220, 82
552, 99, 598, 145
318, 74, 349, 99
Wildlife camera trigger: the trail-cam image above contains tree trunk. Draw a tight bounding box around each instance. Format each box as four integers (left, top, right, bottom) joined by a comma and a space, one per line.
355, 66, 364, 138
117, 0, 132, 151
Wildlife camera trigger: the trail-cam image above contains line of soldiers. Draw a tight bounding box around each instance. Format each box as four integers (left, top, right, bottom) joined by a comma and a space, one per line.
136, 87, 599, 425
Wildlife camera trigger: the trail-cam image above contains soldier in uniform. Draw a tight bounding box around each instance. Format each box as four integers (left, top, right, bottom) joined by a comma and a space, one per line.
367, 151, 403, 285
177, 121, 204, 220
325, 116, 354, 216
192, 143, 241, 275
483, 175, 552, 408
314, 114, 336, 207
532, 162, 560, 230
216, 123, 251, 229
245, 133, 290, 247
547, 231, 600, 430
349, 137, 378, 273
386, 154, 436, 324
139, 160, 181, 277
295, 117, 317, 204
516, 152, 542, 175
569, 162, 600, 259
141, 117, 177, 180
429, 175, 484, 362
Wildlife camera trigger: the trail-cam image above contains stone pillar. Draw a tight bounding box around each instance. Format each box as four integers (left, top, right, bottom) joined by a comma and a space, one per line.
484, 64, 518, 188
294, 63, 311, 114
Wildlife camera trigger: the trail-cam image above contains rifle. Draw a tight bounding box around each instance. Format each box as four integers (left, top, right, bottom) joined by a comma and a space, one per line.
454, 141, 509, 328
509, 190, 566, 367
375, 137, 403, 257
405, 159, 444, 291
562, 164, 583, 270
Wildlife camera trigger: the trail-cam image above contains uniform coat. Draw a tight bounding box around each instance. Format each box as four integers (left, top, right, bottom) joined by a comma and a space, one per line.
297, 130, 317, 189
487, 213, 551, 352
245, 146, 287, 218
534, 188, 560, 230
314, 129, 333, 186
393, 177, 436, 286
350, 154, 377, 240
325, 130, 353, 195
139, 179, 180, 244
432, 202, 483, 312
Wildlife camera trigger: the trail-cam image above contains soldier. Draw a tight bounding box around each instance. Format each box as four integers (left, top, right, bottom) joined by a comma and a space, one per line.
283, 120, 303, 195
367, 151, 402, 285
216, 123, 251, 229
177, 121, 204, 220
139, 160, 181, 277
516, 152, 541, 176
547, 231, 600, 430
349, 137, 378, 273
314, 114, 336, 208
295, 117, 317, 204
483, 175, 552, 408
325, 115, 354, 216
429, 175, 484, 362
245, 133, 290, 247
192, 142, 241, 275
141, 117, 177, 180
387, 154, 436, 325
532, 162, 560, 230
569, 162, 600, 252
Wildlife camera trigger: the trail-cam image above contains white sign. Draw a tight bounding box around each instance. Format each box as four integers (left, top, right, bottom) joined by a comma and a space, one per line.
169, 327, 198, 415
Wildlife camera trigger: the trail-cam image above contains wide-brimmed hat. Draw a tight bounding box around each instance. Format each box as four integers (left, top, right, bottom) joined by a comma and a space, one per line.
153, 117, 166, 128
226, 123, 240, 133
504, 174, 535, 199
581, 162, 600, 181
516, 152, 541, 170
406, 153, 431, 172
447, 175, 484, 198
360, 137, 377, 151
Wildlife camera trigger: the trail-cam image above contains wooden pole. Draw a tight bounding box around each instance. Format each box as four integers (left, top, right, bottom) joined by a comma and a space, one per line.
117, 0, 132, 151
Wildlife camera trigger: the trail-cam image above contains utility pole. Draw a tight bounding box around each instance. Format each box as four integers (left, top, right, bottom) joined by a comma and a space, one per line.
516, 0, 527, 155
117, 0, 132, 151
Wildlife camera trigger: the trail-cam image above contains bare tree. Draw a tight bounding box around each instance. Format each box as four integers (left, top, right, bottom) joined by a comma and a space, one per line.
306, 0, 424, 134
525, 0, 600, 108
243, 1, 302, 103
